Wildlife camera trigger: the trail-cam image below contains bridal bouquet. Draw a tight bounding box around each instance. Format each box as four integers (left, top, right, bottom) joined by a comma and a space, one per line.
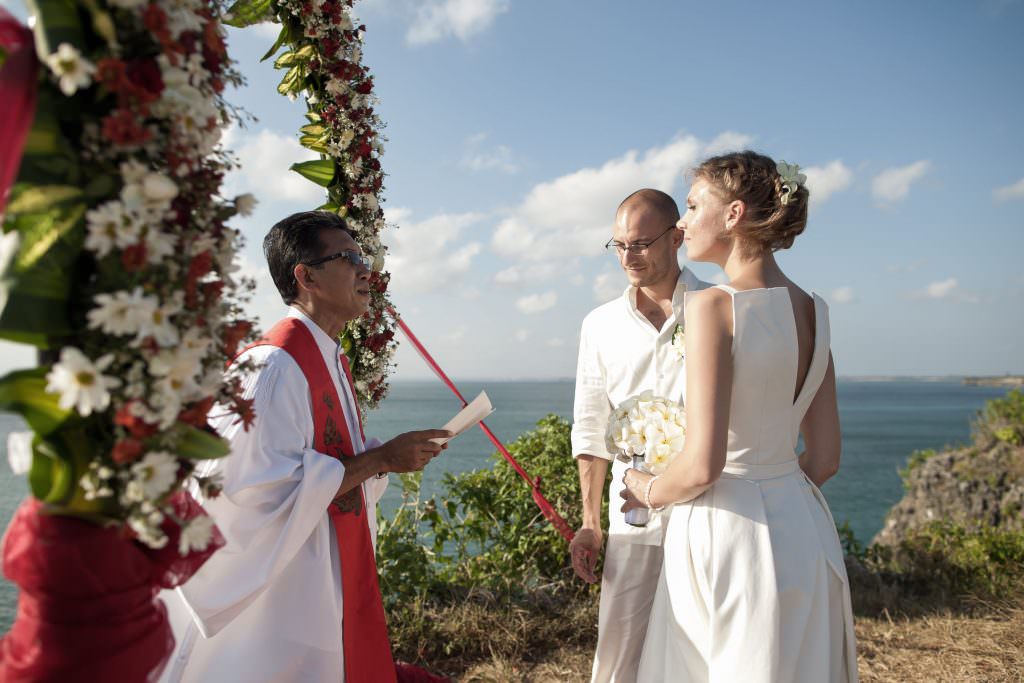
605, 391, 686, 475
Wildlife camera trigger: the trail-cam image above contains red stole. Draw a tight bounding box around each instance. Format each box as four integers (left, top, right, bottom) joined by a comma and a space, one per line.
246, 317, 396, 683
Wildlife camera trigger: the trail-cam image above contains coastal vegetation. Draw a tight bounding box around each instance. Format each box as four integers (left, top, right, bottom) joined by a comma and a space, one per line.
378, 391, 1024, 681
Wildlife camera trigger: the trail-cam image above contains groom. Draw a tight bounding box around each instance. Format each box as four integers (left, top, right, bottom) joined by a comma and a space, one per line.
570, 189, 708, 682
162, 211, 450, 682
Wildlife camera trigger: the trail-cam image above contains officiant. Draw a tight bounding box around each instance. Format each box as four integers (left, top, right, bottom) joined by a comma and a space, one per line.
161, 210, 451, 683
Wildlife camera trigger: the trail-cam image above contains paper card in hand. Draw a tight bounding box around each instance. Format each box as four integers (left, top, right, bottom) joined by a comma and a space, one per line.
430, 391, 494, 445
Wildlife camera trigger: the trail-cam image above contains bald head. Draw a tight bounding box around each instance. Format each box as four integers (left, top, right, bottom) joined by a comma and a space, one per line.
616, 188, 680, 225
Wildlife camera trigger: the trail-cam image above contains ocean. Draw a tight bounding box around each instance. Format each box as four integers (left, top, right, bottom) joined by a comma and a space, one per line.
0, 378, 1011, 631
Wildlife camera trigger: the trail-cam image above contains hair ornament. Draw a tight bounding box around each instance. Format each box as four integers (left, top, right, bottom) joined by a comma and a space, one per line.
776, 160, 807, 206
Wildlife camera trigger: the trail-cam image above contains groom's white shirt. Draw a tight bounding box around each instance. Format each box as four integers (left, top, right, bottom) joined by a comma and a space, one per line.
572, 266, 707, 545
161, 307, 388, 683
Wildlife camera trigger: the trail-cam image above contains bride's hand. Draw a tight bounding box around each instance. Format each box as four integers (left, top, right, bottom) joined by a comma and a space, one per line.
620, 468, 653, 512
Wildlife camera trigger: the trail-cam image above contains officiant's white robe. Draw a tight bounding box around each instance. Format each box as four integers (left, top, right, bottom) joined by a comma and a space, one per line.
571, 267, 709, 683
160, 308, 388, 683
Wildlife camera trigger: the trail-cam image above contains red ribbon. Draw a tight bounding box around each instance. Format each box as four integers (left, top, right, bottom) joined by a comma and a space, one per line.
388, 307, 574, 543
0, 8, 38, 218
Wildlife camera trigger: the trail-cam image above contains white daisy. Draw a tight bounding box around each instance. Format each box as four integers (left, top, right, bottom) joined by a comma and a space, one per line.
45, 347, 121, 416
84, 201, 142, 256
87, 287, 158, 336
234, 193, 257, 217
178, 515, 216, 555
45, 43, 96, 97
136, 295, 182, 346
130, 451, 179, 499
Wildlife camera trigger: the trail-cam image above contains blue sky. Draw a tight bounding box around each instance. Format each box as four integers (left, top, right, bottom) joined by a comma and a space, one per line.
2, 0, 1022, 380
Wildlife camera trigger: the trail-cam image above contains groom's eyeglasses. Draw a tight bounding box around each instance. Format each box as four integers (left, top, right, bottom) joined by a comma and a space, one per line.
604, 225, 677, 256
304, 250, 371, 269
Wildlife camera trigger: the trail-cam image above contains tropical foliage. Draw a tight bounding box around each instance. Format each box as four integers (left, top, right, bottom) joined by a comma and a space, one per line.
226, 0, 398, 409
0, 0, 253, 552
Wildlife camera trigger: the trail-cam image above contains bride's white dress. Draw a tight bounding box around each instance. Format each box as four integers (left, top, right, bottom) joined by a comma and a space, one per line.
637, 286, 858, 682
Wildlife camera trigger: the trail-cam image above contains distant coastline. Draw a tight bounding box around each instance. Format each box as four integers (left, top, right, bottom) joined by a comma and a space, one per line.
841, 375, 1024, 386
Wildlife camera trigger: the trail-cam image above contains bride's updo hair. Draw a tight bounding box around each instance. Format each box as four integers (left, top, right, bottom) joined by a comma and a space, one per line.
693, 150, 809, 255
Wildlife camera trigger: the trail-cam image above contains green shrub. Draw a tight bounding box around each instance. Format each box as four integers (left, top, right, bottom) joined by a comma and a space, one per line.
377, 414, 600, 608
977, 389, 1024, 445
882, 521, 1024, 600
899, 448, 937, 488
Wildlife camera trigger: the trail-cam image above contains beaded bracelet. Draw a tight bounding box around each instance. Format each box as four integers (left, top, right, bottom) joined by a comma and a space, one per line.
644, 475, 664, 511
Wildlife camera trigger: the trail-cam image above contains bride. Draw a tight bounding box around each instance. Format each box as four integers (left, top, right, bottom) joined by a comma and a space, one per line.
621, 151, 857, 682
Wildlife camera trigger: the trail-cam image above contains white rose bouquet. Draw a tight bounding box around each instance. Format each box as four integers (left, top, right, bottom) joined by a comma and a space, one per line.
605, 390, 686, 475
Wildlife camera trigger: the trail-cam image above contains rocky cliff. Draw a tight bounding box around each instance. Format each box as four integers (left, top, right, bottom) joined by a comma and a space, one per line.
873, 390, 1024, 547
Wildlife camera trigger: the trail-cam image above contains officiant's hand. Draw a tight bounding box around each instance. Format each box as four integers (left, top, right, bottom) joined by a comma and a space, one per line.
620, 468, 653, 513
381, 430, 452, 473
570, 527, 603, 583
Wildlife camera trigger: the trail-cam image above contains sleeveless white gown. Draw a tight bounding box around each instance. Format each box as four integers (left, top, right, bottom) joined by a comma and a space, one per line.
637, 286, 858, 682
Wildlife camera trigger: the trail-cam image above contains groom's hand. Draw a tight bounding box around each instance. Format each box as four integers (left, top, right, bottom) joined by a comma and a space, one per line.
381, 430, 452, 473
570, 527, 603, 584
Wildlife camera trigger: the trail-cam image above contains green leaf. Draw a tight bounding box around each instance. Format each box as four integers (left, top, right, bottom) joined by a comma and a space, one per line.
260, 24, 290, 62
298, 135, 329, 154
28, 437, 73, 504
6, 185, 83, 214
0, 367, 72, 436
165, 423, 230, 460
299, 123, 326, 137
24, 0, 85, 59
223, 0, 274, 28
304, 111, 322, 124
290, 159, 335, 187
0, 198, 85, 347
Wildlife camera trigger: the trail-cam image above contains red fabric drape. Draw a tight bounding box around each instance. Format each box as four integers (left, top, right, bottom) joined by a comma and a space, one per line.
0, 492, 223, 682
0, 8, 38, 217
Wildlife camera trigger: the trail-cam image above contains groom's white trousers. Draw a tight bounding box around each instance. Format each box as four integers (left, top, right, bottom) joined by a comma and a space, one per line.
591, 537, 663, 683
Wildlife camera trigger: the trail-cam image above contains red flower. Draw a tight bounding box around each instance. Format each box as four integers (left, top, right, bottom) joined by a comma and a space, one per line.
355, 79, 373, 95
125, 58, 164, 100
102, 109, 153, 146
178, 397, 215, 428
111, 438, 145, 465
185, 250, 214, 309
115, 402, 159, 438
232, 395, 256, 430
222, 320, 252, 358
96, 58, 128, 92
121, 243, 148, 271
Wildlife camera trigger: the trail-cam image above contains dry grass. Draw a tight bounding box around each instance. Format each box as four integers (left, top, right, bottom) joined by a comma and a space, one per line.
856, 604, 1024, 683
414, 597, 1024, 682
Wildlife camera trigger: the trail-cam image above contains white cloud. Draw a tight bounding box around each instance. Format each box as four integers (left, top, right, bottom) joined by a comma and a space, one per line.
223, 127, 325, 205
493, 262, 562, 286
514, 329, 529, 342
461, 133, 518, 174
703, 131, 754, 157
569, 273, 585, 286
545, 337, 565, 348
383, 209, 484, 293
491, 134, 711, 263
926, 278, 957, 299
993, 177, 1024, 202
515, 291, 557, 314
406, 0, 509, 46
871, 160, 930, 203
804, 160, 853, 207
593, 272, 623, 302
831, 286, 855, 304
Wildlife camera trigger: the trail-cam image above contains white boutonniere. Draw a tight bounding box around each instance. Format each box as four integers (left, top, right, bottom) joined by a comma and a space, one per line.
776, 160, 807, 206
671, 323, 685, 361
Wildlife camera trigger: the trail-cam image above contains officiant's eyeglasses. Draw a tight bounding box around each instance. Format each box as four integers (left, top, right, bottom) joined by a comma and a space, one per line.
304, 250, 371, 269
604, 225, 676, 256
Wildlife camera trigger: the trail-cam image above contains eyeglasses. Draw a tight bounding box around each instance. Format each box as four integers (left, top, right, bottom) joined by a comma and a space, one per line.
604, 225, 677, 256
304, 249, 371, 269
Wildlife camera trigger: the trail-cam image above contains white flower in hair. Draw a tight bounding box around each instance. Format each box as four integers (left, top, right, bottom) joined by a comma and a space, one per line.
776, 160, 807, 206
